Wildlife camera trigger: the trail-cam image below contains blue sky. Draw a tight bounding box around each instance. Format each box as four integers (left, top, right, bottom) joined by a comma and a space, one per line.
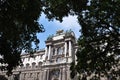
37, 14, 81, 49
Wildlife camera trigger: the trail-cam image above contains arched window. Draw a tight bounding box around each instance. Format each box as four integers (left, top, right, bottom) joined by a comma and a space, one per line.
57, 47, 63, 55
50, 69, 60, 80
38, 62, 42, 67
28, 57, 30, 61
26, 63, 30, 68
22, 58, 25, 62
56, 57, 62, 63
20, 64, 24, 68
32, 62, 36, 68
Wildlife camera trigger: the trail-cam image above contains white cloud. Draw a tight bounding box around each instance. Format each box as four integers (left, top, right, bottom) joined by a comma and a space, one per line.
55, 15, 81, 38
55, 15, 80, 29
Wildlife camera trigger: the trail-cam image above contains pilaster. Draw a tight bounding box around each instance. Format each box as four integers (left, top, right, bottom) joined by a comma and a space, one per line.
43, 70, 47, 80
64, 41, 67, 57
59, 68, 62, 80
69, 41, 72, 57
45, 46, 48, 59
47, 69, 49, 80
62, 68, 66, 80
48, 45, 51, 60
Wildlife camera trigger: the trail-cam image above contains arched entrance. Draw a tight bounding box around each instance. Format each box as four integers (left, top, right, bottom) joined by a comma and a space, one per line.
54, 78, 58, 80
49, 69, 60, 80
52, 78, 59, 80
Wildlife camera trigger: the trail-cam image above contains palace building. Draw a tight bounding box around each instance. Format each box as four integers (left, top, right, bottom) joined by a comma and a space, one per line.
1, 30, 78, 80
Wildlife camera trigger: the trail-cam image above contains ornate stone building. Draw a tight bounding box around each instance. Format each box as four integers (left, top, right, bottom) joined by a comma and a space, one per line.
2, 30, 78, 80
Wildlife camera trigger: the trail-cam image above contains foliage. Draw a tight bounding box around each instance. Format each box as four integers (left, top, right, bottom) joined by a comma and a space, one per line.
0, 0, 44, 74
71, 0, 120, 79
0, 0, 120, 78
43, 0, 88, 21
0, 75, 8, 80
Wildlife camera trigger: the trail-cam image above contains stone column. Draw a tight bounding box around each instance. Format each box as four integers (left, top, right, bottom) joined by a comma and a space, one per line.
48, 45, 51, 60
45, 46, 48, 60
59, 68, 62, 80
55, 48, 57, 55
8, 75, 14, 80
45, 46, 48, 56
19, 73, 22, 80
38, 72, 41, 80
69, 41, 72, 57
25, 73, 29, 79
51, 47, 53, 57
34, 73, 37, 80
40, 71, 43, 80
47, 69, 49, 80
62, 68, 66, 80
43, 70, 47, 80
64, 41, 67, 57
67, 67, 71, 80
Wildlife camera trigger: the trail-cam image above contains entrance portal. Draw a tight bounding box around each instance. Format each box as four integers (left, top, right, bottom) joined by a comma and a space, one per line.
54, 79, 58, 80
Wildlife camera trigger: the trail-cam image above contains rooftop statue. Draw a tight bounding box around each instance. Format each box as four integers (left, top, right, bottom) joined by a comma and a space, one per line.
56, 30, 64, 35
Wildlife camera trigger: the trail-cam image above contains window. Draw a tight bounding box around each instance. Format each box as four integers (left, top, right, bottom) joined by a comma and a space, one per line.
40, 55, 43, 59
20, 64, 24, 68
26, 63, 30, 68
57, 47, 63, 55
38, 62, 42, 67
22, 58, 25, 62
50, 69, 60, 80
28, 57, 30, 61
56, 57, 62, 62
53, 48, 55, 55
51, 69, 60, 77
32, 62, 36, 68
33, 57, 36, 60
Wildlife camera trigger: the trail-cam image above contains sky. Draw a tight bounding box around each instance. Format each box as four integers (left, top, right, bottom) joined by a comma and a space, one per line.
37, 14, 81, 49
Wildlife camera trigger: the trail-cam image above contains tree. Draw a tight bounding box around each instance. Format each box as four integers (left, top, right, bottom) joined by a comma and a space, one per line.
0, 0, 119, 78
70, 0, 120, 79
43, 0, 88, 21
0, 0, 45, 74
0, 75, 8, 80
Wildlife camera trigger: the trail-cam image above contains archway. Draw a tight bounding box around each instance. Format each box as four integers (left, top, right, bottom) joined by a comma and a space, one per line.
50, 69, 60, 80
32, 62, 36, 68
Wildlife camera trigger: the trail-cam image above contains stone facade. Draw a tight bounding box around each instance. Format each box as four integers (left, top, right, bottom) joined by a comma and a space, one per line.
2, 30, 78, 80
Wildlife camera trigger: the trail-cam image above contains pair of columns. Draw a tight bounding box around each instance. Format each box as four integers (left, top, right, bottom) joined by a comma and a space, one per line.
64, 41, 72, 57
45, 40, 72, 60
45, 45, 51, 60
